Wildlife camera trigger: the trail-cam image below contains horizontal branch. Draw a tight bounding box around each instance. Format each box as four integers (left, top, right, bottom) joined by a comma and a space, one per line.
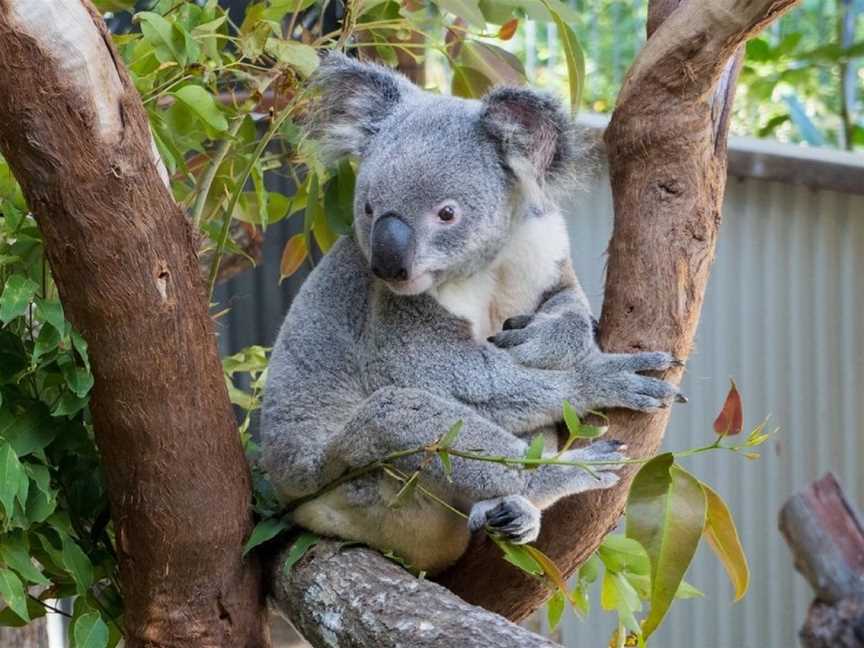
269, 541, 558, 648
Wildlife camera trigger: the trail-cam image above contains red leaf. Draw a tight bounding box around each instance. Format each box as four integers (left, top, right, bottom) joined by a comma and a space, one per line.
498, 19, 518, 41
713, 379, 743, 436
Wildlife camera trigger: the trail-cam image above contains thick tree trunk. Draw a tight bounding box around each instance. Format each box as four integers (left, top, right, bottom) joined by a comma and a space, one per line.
0, 2, 268, 646
437, 0, 798, 619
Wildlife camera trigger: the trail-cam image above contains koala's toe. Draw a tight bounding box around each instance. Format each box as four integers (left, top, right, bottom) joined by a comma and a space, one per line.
477, 496, 540, 543
488, 328, 530, 348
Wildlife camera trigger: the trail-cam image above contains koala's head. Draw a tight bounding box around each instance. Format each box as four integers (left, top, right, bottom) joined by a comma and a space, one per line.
308, 52, 581, 295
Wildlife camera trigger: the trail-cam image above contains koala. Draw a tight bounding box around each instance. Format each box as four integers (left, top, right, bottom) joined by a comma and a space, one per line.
259, 53, 682, 573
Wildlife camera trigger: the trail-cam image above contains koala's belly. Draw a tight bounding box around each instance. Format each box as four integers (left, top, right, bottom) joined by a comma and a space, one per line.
292, 475, 470, 573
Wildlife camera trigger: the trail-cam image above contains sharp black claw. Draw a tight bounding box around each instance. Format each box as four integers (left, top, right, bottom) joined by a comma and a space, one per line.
659, 402, 670, 409
487, 336, 497, 344
671, 358, 686, 367
675, 393, 688, 403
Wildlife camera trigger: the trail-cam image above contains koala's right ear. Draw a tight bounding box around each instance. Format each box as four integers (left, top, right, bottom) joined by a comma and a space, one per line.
307, 52, 416, 163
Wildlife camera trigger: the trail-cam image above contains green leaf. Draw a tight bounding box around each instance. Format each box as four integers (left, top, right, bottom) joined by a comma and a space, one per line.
458, 41, 525, 88
93, 0, 136, 11
0, 275, 38, 324
61, 535, 94, 595
243, 517, 291, 556
388, 471, 419, 508
35, 299, 66, 335
625, 455, 707, 638
563, 401, 603, 440
0, 531, 49, 585
173, 85, 229, 132
32, 323, 61, 362
675, 579, 704, 599
523, 433, 545, 467
435, 0, 486, 27
452, 65, 491, 100
578, 552, 601, 584
546, 590, 565, 630
135, 12, 186, 64
324, 160, 355, 236
264, 39, 319, 78
283, 531, 320, 573
491, 537, 542, 575
0, 595, 45, 627
438, 450, 453, 481
702, 482, 749, 602
0, 568, 28, 622
0, 406, 56, 457
58, 356, 94, 399
439, 421, 463, 449
0, 331, 27, 382
0, 442, 27, 519
541, 1, 585, 111
24, 463, 56, 524
598, 534, 650, 575
73, 612, 109, 648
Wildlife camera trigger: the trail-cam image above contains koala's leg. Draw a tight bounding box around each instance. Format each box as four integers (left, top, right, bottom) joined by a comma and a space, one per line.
322, 387, 623, 544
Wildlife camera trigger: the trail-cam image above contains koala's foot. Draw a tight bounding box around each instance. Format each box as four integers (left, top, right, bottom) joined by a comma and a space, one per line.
468, 495, 540, 544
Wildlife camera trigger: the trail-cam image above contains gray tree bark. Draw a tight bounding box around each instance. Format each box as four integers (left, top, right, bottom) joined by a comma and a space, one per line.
270, 540, 558, 647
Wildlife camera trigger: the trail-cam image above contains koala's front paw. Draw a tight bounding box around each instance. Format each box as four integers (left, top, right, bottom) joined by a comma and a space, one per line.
488, 311, 593, 369
581, 353, 686, 412
468, 495, 540, 544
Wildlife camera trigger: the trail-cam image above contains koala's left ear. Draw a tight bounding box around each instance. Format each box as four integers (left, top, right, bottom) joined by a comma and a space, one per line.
306, 52, 418, 164
480, 87, 579, 187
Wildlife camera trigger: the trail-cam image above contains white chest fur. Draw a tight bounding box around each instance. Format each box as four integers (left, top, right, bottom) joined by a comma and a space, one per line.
432, 211, 570, 340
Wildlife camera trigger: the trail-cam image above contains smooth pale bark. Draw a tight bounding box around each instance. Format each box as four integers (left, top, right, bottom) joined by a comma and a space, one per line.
0, 1, 268, 645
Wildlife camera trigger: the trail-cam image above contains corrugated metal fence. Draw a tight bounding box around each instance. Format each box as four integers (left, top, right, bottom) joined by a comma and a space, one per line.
215, 141, 864, 648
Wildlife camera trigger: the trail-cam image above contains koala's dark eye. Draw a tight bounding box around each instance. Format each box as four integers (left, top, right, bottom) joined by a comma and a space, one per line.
364, 202, 373, 217
438, 205, 456, 222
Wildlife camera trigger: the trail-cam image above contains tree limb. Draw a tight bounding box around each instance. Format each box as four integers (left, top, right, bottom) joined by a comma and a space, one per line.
0, 1, 267, 644
269, 540, 557, 648
437, 0, 798, 619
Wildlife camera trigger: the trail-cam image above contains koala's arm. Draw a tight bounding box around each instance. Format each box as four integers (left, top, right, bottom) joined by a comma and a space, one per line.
489, 259, 682, 377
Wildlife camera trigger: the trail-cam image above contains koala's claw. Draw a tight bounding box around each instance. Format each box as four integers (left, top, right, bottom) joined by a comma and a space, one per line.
468, 495, 540, 544
502, 314, 533, 331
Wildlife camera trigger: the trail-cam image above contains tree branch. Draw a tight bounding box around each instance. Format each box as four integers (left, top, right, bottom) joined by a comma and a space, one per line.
437, 0, 798, 619
269, 540, 557, 648
0, 1, 267, 644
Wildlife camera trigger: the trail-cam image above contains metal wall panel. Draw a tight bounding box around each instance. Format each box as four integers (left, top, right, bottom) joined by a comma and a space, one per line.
217, 163, 864, 648
560, 172, 864, 648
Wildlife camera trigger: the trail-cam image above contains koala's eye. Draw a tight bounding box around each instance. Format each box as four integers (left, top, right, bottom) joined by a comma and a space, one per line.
364, 202, 373, 217
438, 205, 456, 222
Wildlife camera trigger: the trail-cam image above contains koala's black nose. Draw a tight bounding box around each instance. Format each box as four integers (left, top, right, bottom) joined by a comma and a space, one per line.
370, 213, 414, 282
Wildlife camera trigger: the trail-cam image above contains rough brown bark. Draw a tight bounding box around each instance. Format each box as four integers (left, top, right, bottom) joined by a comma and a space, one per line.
799, 597, 864, 648
270, 540, 557, 648
437, 0, 798, 619
0, 2, 268, 646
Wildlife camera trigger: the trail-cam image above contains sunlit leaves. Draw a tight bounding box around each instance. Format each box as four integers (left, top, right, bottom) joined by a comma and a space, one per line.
540, 0, 586, 112
702, 483, 749, 601
265, 40, 319, 78
435, 0, 487, 28
0, 275, 38, 324
625, 454, 706, 638
172, 86, 228, 133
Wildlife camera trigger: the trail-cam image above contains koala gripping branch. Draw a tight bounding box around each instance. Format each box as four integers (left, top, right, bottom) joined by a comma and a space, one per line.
437, 0, 799, 621
0, 2, 268, 646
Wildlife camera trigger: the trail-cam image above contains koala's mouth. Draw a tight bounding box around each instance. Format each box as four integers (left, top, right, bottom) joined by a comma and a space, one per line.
382, 272, 435, 296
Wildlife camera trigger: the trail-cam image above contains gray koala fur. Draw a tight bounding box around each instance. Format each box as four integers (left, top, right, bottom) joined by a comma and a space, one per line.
260, 53, 682, 572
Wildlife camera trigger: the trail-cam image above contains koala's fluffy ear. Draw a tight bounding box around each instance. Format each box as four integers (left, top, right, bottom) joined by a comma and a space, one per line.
480, 87, 581, 190
307, 52, 417, 163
